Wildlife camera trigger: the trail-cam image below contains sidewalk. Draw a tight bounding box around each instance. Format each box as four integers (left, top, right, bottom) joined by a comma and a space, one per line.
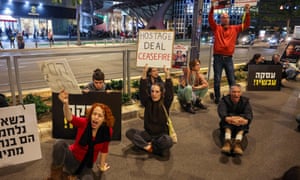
0, 80, 299, 180
0, 35, 270, 50
0, 35, 136, 49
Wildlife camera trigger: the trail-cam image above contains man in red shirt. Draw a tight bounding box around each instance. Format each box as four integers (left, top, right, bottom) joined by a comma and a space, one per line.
209, 0, 250, 104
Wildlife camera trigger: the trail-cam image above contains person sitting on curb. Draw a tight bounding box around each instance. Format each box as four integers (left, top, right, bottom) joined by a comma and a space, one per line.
0, 93, 9, 107
218, 84, 253, 155
243, 53, 265, 71
126, 64, 174, 157
177, 59, 208, 114
145, 67, 164, 94
47, 89, 115, 179
82, 68, 111, 93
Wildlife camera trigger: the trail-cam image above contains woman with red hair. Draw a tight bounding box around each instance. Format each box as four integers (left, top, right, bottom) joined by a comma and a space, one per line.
47, 90, 115, 180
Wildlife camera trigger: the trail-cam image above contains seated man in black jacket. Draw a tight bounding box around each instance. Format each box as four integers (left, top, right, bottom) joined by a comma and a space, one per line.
217, 84, 253, 155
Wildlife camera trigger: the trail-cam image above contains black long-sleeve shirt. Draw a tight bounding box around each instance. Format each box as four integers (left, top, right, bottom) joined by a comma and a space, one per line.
140, 78, 174, 136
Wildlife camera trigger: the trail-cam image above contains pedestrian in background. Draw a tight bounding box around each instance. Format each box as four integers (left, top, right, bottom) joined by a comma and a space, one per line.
0, 40, 4, 49
17, 33, 25, 49
48, 30, 54, 47
47, 90, 115, 179
9, 32, 15, 48
209, 0, 251, 104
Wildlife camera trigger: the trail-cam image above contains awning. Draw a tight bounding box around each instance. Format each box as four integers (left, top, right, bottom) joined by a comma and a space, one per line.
0, 15, 17, 22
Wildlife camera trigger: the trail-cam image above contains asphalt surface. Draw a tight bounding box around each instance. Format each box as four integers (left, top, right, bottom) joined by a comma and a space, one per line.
0, 80, 299, 180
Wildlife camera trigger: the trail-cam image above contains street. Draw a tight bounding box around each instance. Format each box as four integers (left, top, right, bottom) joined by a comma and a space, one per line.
0, 41, 279, 94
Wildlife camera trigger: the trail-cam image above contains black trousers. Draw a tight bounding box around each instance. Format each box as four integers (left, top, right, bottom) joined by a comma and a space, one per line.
126, 128, 173, 155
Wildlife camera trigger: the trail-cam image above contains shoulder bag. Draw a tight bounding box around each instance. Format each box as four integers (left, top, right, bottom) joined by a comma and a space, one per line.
162, 105, 178, 143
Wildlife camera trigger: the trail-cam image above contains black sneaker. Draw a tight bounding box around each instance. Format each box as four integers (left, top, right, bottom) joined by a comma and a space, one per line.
197, 102, 207, 109
209, 92, 214, 101
214, 99, 220, 104
185, 103, 196, 114
195, 99, 207, 109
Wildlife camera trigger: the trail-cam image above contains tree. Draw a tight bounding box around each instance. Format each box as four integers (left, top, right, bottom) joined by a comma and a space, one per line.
52, 0, 83, 45
258, 0, 300, 32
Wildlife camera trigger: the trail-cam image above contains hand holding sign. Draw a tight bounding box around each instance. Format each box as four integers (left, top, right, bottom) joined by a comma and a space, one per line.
244, 4, 250, 13
58, 89, 69, 105
136, 30, 174, 68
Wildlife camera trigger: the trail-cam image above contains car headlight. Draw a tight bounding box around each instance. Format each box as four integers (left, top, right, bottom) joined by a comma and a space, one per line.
286, 37, 292, 42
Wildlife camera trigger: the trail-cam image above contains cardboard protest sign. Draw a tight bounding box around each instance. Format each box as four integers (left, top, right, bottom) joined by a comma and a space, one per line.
136, 30, 174, 68
0, 104, 42, 168
234, 0, 257, 7
39, 59, 82, 94
213, 0, 232, 9
172, 44, 189, 69
52, 92, 122, 140
247, 65, 282, 91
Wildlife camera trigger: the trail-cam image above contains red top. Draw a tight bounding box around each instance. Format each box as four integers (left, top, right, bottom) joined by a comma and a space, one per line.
208, 7, 250, 56
69, 115, 113, 162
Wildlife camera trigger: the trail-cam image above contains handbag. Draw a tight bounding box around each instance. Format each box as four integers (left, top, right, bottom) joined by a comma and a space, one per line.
162, 105, 178, 143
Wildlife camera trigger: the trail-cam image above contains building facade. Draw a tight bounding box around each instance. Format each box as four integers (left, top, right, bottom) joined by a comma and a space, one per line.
0, 0, 75, 39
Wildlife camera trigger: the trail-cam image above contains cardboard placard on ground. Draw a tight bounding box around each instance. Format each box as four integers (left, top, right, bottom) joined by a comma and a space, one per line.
0, 104, 42, 168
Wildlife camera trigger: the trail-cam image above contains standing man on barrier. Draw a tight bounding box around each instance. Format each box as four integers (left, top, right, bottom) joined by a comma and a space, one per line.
209, 0, 251, 104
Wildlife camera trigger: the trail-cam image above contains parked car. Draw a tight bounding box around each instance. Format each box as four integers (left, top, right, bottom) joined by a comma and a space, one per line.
268, 35, 279, 48
280, 39, 300, 80
236, 33, 255, 45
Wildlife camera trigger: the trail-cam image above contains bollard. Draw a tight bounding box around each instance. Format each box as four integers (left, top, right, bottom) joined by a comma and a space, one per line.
35, 41, 38, 48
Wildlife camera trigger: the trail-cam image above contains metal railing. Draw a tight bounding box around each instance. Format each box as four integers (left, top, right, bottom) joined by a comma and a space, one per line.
0, 48, 137, 105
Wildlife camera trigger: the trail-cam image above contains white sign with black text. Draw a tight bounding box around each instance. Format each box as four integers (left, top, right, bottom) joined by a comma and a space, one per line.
0, 104, 42, 168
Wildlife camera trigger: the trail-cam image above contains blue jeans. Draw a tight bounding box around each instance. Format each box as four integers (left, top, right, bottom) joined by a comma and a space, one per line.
213, 55, 236, 100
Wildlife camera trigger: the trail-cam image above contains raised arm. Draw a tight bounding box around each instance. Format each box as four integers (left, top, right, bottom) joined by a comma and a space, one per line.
58, 89, 72, 122
241, 4, 251, 31
208, 0, 217, 30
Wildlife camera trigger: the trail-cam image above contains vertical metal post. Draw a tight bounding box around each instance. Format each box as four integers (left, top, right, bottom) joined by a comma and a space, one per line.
7, 56, 16, 105
126, 49, 131, 100
13, 56, 23, 104
122, 49, 127, 95
190, 0, 204, 62
183, 5, 186, 40
207, 44, 213, 80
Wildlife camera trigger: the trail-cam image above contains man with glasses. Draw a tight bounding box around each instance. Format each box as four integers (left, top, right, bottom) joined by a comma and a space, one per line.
209, 0, 251, 104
